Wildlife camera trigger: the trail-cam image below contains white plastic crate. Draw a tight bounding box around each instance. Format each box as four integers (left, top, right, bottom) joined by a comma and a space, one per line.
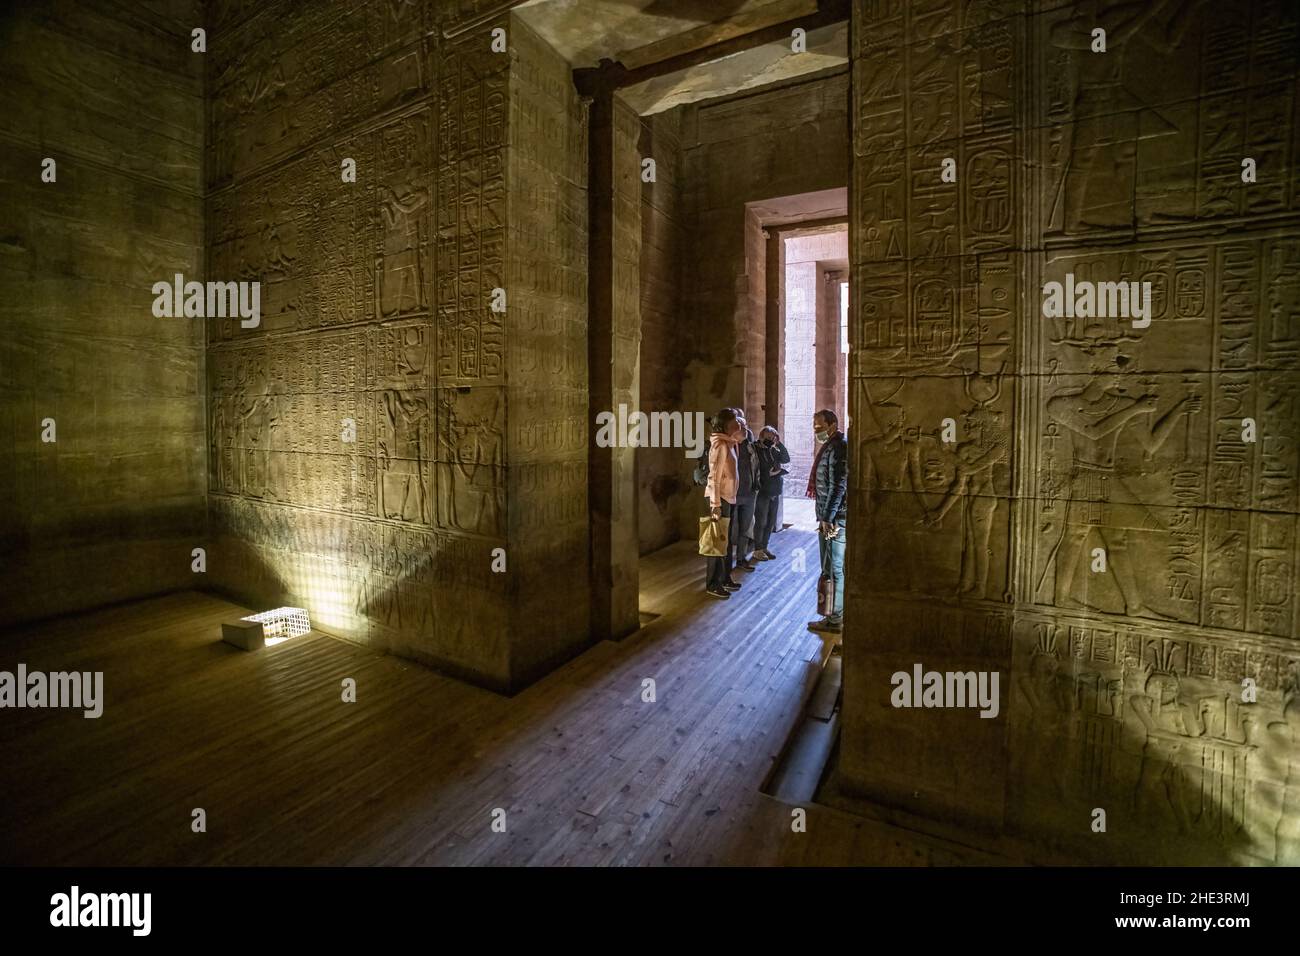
240, 607, 311, 642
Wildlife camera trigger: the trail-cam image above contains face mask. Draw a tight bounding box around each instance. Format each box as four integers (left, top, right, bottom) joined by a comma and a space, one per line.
762, 438, 773, 446
814, 428, 829, 444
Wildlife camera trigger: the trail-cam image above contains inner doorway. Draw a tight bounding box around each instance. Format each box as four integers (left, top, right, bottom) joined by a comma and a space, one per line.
780, 225, 849, 529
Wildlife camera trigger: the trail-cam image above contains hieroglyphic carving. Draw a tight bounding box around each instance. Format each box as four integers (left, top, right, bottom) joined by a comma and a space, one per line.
202, 6, 594, 688
855, 361, 1013, 603
846, 0, 1299, 863
436, 34, 507, 387
375, 111, 433, 320
1031, 240, 1299, 637
1040, 0, 1298, 241
1009, 617, 1300, 862
209, 110, 432, 342
207, 0, 428, 188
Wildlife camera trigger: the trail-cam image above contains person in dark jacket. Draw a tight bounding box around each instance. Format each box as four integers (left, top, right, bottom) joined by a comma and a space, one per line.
806, 409, 847, 633
731, 410, 763, 572
752, 426, 790, 561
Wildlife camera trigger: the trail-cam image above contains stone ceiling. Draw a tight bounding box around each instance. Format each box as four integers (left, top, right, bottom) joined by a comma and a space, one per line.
514, 0, 848, 114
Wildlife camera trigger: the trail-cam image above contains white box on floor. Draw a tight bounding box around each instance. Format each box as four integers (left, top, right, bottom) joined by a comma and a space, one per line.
222, 619, 265, 651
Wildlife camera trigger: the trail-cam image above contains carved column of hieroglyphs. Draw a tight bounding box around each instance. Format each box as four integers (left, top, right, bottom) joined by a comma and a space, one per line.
844, 0, 1024, 831
501, 14, 593, 685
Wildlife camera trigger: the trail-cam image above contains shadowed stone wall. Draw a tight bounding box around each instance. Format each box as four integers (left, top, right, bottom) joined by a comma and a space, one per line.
842, 0, 1300, 864
0, 0, 205, 627
204, 1, 589, 692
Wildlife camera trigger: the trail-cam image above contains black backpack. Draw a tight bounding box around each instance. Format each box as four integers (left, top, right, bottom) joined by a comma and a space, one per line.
692, 449, 710, 486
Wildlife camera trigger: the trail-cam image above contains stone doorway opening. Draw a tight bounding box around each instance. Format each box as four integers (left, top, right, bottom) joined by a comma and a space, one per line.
779, 224, 849, 529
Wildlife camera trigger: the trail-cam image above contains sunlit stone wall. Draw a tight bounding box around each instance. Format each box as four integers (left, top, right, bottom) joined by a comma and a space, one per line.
204, 1, 589, 692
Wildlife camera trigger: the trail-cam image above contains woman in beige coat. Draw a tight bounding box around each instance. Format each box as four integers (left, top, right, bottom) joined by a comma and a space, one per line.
705, 408, 744, 598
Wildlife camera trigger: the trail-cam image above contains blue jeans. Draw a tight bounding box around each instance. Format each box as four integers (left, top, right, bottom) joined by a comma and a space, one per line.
818, 520, 846, 623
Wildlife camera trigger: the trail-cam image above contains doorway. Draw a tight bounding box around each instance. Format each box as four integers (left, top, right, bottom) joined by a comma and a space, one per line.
780, 225, 848, 527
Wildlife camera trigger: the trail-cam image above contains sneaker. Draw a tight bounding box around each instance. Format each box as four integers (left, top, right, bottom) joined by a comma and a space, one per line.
807, 618, 842, 633
756, 549, 776, 561
736, 559, 756, 572
706, 586, 731, 599
722, 580, 741, 591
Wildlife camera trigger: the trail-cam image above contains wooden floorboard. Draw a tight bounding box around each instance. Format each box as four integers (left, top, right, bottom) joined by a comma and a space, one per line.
0, 530, 981, 865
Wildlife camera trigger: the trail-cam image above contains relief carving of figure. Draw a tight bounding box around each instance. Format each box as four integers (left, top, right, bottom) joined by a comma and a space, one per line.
438, 392, 503, 536
1015, 632, 1073, 801
918, 370, 1008, 600
1046, 0, 1204, 233
859, 399, 927, 504
1259, 674, 1300, 863
377, 183, 430, 317
235, 358, 277, 500
378, 391, 431, 525
1126, 644, 1200, 833
1037, 345, 1201, 616
210, 398, 229, 493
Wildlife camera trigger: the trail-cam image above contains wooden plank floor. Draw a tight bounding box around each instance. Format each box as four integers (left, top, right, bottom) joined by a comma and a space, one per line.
0, 529, 985, 866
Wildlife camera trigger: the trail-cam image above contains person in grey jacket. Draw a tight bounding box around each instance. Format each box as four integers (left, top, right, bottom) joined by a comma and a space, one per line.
751, 426, 790, 561
731, 410, 763, 573
806, 409, 847, 633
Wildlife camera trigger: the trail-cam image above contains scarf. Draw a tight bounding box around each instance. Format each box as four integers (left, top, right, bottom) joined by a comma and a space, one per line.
806, 430, 835, 498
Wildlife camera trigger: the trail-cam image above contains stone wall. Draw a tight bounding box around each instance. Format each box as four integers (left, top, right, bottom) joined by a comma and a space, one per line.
204, 1, 589, 692
843, 0, 1300, 865
0, 0, 205, 627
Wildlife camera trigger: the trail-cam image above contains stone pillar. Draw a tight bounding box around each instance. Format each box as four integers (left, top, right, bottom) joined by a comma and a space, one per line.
784, 256, 819, 489
765, 230, 785, 434
586, 83, 642, 642
815, 268, 844, 418
502, 15, 594, 685
844, 0, 1300, 865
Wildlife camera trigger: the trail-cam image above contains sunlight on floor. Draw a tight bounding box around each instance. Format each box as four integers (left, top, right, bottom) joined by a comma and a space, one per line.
779, 496, 817, 531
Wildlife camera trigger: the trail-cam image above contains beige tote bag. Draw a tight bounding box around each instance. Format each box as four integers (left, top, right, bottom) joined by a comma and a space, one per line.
698, 516, 730, 557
